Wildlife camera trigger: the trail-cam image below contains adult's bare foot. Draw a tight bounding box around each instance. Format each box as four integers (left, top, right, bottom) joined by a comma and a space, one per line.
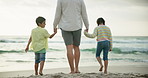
75, 70, 80, 73
39, 72, 43, 76
104, 70, 107, 74
69, 71, 75, 74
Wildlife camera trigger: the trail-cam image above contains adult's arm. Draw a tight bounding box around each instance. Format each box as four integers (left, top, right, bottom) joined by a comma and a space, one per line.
53, 0, 62, 29
81, 0, 89, 29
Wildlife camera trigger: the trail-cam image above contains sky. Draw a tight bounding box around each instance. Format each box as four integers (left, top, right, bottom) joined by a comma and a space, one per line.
0, 0, 148, 36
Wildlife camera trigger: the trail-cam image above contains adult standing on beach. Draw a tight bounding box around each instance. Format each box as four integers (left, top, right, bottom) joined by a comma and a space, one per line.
53, 0, 89, 74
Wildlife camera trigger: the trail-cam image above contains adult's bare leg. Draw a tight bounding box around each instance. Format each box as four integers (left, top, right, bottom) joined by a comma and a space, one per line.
73, 45, 80, 73
66, 45, 75, 73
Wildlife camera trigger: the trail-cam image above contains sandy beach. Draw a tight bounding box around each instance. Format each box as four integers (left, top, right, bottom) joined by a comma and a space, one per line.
0, 65, 148, 78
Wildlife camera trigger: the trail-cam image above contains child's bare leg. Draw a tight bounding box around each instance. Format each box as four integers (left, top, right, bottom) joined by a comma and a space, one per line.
35, 63, 39, 75
104, 60, 108, 74
39, 61, 45, 75
73, 45, 80, 73
96, 57, 103, 71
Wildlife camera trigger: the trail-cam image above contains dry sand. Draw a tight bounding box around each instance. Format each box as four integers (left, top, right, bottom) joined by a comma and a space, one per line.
0, 65, 148, 78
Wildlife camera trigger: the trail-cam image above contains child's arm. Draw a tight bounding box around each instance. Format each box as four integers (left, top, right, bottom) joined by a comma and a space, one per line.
25, 36, 32, 52
109, 31, 112, 51
49, 29, 57, 38
84, 28, 97, 38
49, 32, 57, 38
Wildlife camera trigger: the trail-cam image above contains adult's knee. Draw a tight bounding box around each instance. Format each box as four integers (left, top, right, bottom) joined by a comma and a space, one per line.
66, 45, 73, 48
73, 45, 79, 48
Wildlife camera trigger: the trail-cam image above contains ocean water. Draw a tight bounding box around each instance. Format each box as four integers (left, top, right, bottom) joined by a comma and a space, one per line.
0, 36, 148, 72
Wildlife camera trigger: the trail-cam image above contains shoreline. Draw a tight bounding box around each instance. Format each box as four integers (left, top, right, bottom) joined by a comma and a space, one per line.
0, 65, 148, 78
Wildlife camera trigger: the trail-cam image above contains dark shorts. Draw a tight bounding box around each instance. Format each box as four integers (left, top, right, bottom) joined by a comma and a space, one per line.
61, 29, 81, 46
35, 53, 46, 63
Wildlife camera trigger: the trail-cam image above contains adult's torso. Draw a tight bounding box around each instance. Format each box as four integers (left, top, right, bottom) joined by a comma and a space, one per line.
59, 0, 83, 31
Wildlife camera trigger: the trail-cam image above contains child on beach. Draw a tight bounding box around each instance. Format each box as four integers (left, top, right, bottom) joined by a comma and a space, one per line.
25, 16, 57, 75
84, 17, 112, 74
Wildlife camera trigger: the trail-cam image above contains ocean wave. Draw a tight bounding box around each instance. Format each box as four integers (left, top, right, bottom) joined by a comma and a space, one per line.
47, 48, 63, 51
0, 39, 64, 43
0, 40, 26, 43
112, 48, 148, 54
6, 60, 32, 63
81, 48, 148, 55
110, 58, 148, 63
113, 40, 148, 44
0, 50, 23, 53
0, 48, 62, 53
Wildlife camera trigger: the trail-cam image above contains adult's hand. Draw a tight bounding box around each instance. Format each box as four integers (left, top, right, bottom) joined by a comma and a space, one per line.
54, 28, 57, 33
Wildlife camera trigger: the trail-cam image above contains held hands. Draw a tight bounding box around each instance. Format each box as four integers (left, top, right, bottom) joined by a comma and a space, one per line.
85, 29, 88, 32
54, 28, 57, 34
50, 28, 57, 38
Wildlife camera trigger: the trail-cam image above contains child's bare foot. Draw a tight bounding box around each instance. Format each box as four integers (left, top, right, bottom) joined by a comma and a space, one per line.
99, 66, 103, 71
104, 70, 107, 74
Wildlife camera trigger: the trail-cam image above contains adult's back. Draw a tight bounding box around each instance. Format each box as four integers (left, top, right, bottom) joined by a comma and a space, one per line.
53, 0, 89, 31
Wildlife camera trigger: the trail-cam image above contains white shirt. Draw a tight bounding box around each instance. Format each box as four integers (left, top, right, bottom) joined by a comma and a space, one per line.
53, 0, 89, 31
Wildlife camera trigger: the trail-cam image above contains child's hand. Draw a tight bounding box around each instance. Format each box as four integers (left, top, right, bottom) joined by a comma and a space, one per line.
55, 30, 57, 34
25, 47, 29, 53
